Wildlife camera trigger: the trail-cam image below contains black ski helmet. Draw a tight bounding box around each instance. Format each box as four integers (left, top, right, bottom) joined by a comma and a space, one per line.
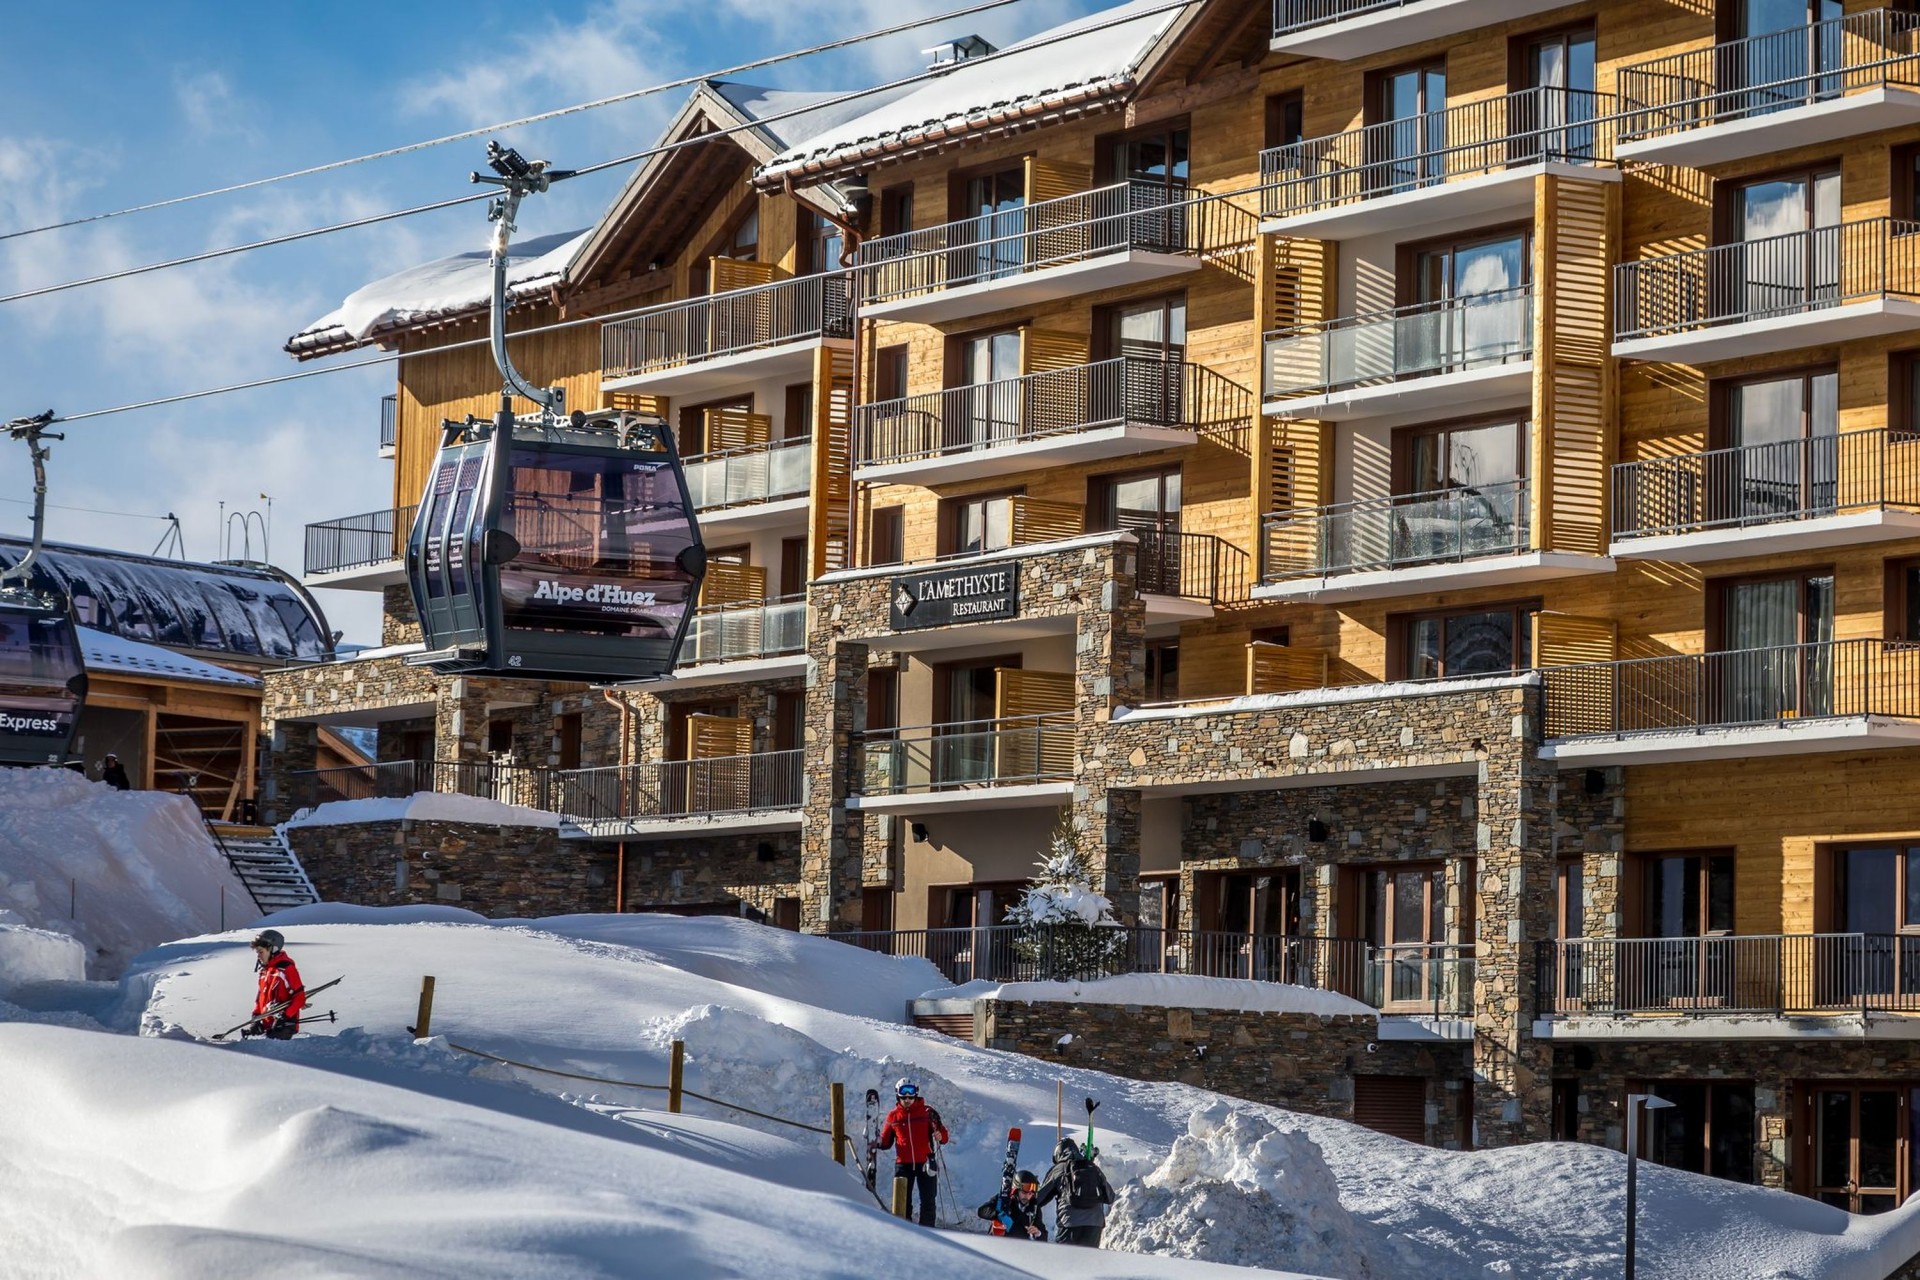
1015, 1170, 1039, 1190
251, 929, 284, 954
1055, 1137, 1078, 1161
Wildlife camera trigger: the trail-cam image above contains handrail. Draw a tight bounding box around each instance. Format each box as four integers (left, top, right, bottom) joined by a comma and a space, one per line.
681, 594, 806, 666
683, 434, 812, 512
856, 712, 1075, 795
304, 505, 416, 576
600, 271, 854, 379
1258, 86, 1616, 221
1538, 932, 1920, 1016
1261, 477, 1531, 582
1264, 287, 1532, 399
1272, 0, 1406, 36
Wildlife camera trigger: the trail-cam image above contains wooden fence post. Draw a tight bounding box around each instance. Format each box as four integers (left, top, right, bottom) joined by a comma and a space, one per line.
412, 976, 436, 1038
891, 1174, 910, 1219
830, 1081, 846, 1164
669, 1039, 685, 1114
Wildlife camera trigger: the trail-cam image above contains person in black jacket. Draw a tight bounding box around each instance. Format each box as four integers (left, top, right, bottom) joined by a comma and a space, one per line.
100, 754, 130, 791
976, 1169, 1048, 1240
1037, 1137, 1114, 1248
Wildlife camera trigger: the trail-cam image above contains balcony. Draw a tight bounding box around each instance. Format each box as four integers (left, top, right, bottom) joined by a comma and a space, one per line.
854, 357, 1202, 485
1263, 288, 1532, 419
661, 595, 808, 689
1615, 218, 1920, 363
852, 713, 1075, 810
1258, 87, 1617, 240
1270, 0, 1589, 60
557, 750, 804, 838
684, 436, 811, 534
378, 394, 397, 458
1612, 428, 1920, 562
1536, 935, 1920, 1039
1617, 10, 1920, 169
1541, 638, 1920, 765
302, 505, 415, 590
599, 272, 852, 397
856, 183, 1247, 325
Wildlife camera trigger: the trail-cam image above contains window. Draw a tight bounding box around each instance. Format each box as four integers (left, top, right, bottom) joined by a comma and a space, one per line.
1633, 1080, 1756, 1184
1264, 91, 1304, 151
1633, 851, 1734, 938
880, 185, 914, 238
943, 491, 1017, 557
1709, 569, 1836, 720
1145, 643, 1180, 701
866, 667, 899, 734
724, 206, 759, 260
1718, 165, 1841, 317
1098, 294, 1187, 363
1887, 556, 1920, 642
1827, 843, 1920, 934
1104, 123, 1189, 194
1397, 417, 1526, 495
874, 345, 909, 403
799, 209, 842, 275
1365, 865, 1445, 948
779, 536, 808, 598
773, 691, 804, 753
555, 713, 582, 771
1090, 468, 1181, 534
869, 507, 904, 566
1367, 59, 1446, 191
1723, 166, 1840, 244
1514, 25, 1597, 160
782, 383, 812, 441
487, 719, 515, 757
951, 329, 1023, 447
1893, 351, 1920, 439
1393, 601, 1537, 680
1709, 367, 1838, 521
1554, 859, 1585, 940
957, 167, 1025, 280
1894, 142, 1920, 223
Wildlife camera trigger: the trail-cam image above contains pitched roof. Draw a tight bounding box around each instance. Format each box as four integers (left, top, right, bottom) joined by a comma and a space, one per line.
77, 627, 261, 690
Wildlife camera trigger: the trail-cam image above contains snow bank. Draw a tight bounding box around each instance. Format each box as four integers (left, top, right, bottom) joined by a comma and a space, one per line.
281, 791, 561, 830
924, 973, 1377, 1017
0, 920, 86, 994
0, 768, 255, 977
1107, 1102, 1376, 1276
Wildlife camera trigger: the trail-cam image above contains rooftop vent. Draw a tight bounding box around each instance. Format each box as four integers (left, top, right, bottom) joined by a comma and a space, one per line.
923, 34, 996, 71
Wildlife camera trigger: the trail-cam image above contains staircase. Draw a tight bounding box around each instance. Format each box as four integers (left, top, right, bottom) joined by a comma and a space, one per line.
208, 824, 321, 915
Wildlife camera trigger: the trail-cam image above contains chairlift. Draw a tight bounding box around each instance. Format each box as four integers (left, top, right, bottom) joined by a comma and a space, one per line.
405, 142, 706, 682
0, 412, 87, 766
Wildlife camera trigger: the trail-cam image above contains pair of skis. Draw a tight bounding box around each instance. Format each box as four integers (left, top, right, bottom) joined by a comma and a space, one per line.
209, 975, 342, 1040
985, 1125, 1024, 1236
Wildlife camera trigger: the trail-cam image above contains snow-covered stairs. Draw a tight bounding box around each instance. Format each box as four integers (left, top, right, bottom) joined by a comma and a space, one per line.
209, 826, 320, 914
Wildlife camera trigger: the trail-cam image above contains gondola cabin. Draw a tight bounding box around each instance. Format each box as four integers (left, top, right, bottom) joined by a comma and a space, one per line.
0, 593, 86, 766
406, 408, 706, 682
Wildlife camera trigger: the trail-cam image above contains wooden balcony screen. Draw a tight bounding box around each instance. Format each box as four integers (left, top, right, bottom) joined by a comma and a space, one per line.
994, 668, 1075, 778
1247, 642, 1328, 695
703, 406, 772, 452
1010, 497, 1085, 545
810, 343, 855, 577
1533, 174, 1616, 558
1532, 612, 1618, 737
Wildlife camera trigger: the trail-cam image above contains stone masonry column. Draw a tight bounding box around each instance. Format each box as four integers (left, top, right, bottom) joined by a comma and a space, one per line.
1072, 539, 1146, 924
801, 636, 867, 933
434, 677, 496, 765
260, 719, 318, 825
1470, 682, 1557, 1148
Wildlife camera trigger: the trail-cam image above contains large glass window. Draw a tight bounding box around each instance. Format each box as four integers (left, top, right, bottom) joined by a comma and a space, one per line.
1397, 602, 1536, 680
1723, 167, 1841, 319
1639, 852, 1735, 938
1369, 61, 1446, 193
963, 168, 1025, 281
1635, 1081, 1756, 1184
1711, 569, 1835, 719
1519, 26, 1597, 160
1715, 368, 1839, 522
944, 492, 1016, 557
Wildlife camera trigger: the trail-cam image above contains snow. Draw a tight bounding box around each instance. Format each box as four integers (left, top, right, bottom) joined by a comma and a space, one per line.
709, 79, 915, 153
758, 0, 1185, 183
0, 768, 256, 978
0, 916, 86, 994
280, 790, 563, 830
923, 974, 1378, 1018
75, 625, 260, 688
1116, 672, 1538, 723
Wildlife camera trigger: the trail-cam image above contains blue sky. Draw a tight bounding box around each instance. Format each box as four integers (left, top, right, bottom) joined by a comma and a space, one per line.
0, 0, 1095, 645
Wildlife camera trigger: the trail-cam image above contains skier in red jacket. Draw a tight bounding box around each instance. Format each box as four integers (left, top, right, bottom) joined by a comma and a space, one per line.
877, 1078, 949, 1226
244, 929, 305, 1040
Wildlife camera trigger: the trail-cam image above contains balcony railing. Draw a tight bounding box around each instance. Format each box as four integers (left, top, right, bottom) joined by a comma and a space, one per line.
556, 750, 804, 821
856, 181, 1253, 306
1618, 9, 1920, 144
1265, 287, 1532, 400
1272, 0, 1403, 36
600, 272, 853, 379
1616, 217, 1920, 341
379, 394, 398, 451
856, 357, 1196, 468
684, 436, 811, 512
304, 505, 416, 576
681, 595, 806, 667
1261, 478, 1531, 583
1538, 934, 1920, 1017
288, 758, 562, 814
1134, 528, 1248, 604
1541, 638, 1920, 739
1258, 87, 1615, 222
857, 713, 1074, 795
1614, 428, 1920, 540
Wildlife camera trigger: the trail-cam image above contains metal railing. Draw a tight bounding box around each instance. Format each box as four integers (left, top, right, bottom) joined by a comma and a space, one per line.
288, 758, 562, 813
1264, 287, 1532, 400
1618, 9, 1920, 142
856, 357, 1196, 467
304, 505, 416, 576
681, 595, 806, 666
556, 750, 804, 821
1613, 428, 1920, 540
600, 271, 854, 379
1259, 87, 1615, 222
1540, 638, 1920, 740
379, 394, 398, 451
1538, 934, 1920, 1016
1134, 528, 1247, 604
856, 181, 1255, 306
1261, 478, 1530, 583
1617, 217, 1920, 340
857, 713, 1075, 795
684, 436, 812, 512
1272, 0, 1406, 36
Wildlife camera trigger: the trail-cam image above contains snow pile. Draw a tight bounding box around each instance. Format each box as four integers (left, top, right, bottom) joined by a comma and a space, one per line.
1107, 1102, 1376, 1277
0, 915, 86, 994
925, 973, 1376, 1017
0, 768, 255, 977
281, 790, 562, 829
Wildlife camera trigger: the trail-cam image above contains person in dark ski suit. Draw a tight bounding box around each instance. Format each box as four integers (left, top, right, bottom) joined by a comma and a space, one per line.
977, 1169, 1048, 1240
1038, 1137, 1113, 1247
100, 754, 130, 791
877, 1078, 948, 1226
243, 928, 305, 1040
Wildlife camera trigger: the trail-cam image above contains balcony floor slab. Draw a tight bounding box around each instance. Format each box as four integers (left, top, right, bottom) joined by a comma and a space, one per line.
1259, 163, 1616, 243
600, 337, 835, 399
848, 781, 1075, 814
1534, 1012, 1920, 1040
695, 495, 810, 537
1611, 508, 1920, 564
305, 559, 406, 591
855, 424, 1195, 488
863, 253, 1199, 326
1264, 361, 1533, 422
1271, 0, 1582, 59
1378, 1015, 1476, 1042
1253, 551, 1614, 604
635, 652, 808, 692
1615, 298, 1920, 365
562, 809, 803, 841
1544, 715, 1920, 766
1617, 88, 1920, 169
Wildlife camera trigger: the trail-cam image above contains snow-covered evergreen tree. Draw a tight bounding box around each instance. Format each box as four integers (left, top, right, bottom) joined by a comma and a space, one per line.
1006, 820, 1130, 979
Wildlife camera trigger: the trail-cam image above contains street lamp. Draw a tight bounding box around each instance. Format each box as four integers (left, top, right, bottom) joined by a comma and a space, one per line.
1624, 1092, 1675, 1280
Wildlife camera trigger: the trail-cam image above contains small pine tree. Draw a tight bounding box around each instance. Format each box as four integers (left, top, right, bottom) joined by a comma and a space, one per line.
1006, 819, 1130, 980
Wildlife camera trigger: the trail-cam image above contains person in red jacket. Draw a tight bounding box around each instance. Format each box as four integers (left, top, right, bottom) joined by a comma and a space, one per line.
244, 929, 305, 1040
877, 1078, 949, 1226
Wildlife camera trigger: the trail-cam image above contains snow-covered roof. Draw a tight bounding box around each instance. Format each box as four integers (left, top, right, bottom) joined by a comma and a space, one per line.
706, 81, 912, 155
756, 0, 1190, 186
77, 626, 260, 690
285, 227, 588, 359
281, 791, 562, 830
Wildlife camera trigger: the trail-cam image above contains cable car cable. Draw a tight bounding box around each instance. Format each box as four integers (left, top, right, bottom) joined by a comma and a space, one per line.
0, 0, 1028, 243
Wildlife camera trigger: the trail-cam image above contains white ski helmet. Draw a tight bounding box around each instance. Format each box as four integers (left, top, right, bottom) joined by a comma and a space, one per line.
895, 1078, 920, 1099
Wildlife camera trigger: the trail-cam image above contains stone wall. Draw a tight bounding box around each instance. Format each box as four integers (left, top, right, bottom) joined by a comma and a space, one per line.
621, 830, 804, 920
981, 998, 1472, 1148
286, 818, 613, 917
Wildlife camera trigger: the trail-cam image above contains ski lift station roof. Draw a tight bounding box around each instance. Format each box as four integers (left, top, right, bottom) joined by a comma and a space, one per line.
0, 537, 331, 667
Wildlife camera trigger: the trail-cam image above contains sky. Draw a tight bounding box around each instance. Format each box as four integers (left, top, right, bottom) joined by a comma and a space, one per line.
0, 0, 1099, 647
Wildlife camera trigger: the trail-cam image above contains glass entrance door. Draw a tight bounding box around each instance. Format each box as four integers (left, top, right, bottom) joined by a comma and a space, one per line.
1521, 26, 1597, 160
1731, 0, 1845, 117
964, 168, 1026, 282
1715, 572, 1835, 721
1811, 1085, 1905, 1213
1369, 62, 1446, 194
1729, 169, 1841, 319
1204, 869, 1303, 982
1719, 369, 1838, 524
958, 330, 1023, 449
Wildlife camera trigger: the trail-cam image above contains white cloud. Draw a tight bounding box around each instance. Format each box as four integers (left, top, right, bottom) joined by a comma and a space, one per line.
173, 69, 259, 143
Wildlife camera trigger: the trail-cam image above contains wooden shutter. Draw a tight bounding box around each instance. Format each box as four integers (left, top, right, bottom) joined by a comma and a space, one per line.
1010, 496, 1084, 545
1023, 330, 1089, 373
993, 669, 1074, 718
689, 714, 753, 759
1352, 1076, 1428, 1146
708, 258, 781, 293
700, 562, 766, 607
1024, 329, 1091, 439
1025, 156, 1094, 270
1247, 642, 1328, 695
993, 669, 1073, 780
703, 407, 772, 451
608, 391, 669, 418
1024, 157, 1091, 204
1533, 613, 1618, 738
687, 713, 754, 811
1533, 174, 1616, 557
809, 343, 856, 576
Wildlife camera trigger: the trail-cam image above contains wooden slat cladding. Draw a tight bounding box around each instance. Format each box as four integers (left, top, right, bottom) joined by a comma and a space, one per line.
1352, 1075, 1429, 1146
1257, 237, 1335, 336
1534, 612, 1617, 738
1247, 642, 1328, 695
1026, 156, 1095, 268
1023, 329, 1090, 374
608, 391, 669, 417
1010, 496, 1085, 545
704, 407, 772, 451
809, 343, 856, 577
709, 257, 782, 293
688, 714, 753, 760
700, 561, 767, 607
1024, 156, 1092, 204
994, 668, 1074, 779
1532, 175, 1616, 558
993, 669, 1075, 719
